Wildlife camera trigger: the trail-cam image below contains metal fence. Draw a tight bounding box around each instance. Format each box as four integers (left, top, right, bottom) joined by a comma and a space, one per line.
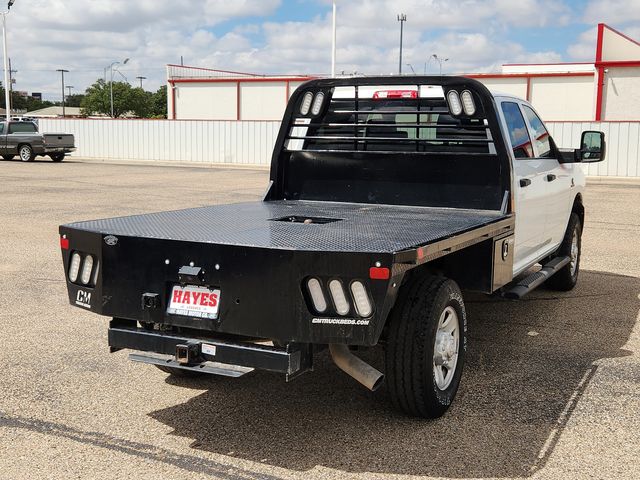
39, 118, 640, 177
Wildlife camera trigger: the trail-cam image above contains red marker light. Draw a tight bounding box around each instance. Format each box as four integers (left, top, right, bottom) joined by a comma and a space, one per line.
369, 267, 390, 280
60, 237, 69, 250
373, 90, 418, 100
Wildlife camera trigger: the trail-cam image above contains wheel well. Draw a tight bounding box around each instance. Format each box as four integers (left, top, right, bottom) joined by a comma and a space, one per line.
572, 194, 585, 227
17, 143, 32, 151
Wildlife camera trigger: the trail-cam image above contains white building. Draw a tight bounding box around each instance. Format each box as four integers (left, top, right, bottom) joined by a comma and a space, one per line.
167, 23, 640, 122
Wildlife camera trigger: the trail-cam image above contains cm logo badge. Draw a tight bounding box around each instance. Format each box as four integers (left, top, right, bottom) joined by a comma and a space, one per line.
75, 289, 92, 309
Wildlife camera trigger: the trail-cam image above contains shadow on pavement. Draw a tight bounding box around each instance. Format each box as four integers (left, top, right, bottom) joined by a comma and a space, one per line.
149, 270, 639, 477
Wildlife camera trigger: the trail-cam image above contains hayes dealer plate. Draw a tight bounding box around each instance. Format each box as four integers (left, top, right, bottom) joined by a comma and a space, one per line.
167, 285, 221, 319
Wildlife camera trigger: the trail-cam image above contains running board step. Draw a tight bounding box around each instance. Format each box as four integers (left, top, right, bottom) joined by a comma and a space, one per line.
503, 256, 571, 299
129, 352, 254, 377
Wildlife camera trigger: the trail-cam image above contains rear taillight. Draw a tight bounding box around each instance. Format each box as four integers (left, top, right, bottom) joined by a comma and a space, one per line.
68, 251, 98, 287
304, 277, 377, 318
306, 278, 327, 313
328, 279, 350, 315
373, 89, 418, 99
350, 281, 372, 317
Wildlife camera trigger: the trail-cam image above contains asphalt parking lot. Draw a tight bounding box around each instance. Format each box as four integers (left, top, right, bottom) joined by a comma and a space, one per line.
0, 159, 639, 480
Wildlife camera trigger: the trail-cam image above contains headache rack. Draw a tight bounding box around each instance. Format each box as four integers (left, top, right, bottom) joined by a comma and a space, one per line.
285, 84, 497, 155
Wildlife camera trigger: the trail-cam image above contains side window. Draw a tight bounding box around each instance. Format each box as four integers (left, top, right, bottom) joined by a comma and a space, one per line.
500, 102, 533, 158
523, 105, 551, 158
0, 123, 4, 134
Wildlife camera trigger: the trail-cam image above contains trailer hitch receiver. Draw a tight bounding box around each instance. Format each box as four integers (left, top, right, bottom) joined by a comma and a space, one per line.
176, 342, 200, 365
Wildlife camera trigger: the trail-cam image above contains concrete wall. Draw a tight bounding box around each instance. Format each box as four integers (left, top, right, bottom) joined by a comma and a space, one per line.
529, 76, 595, 121
39, 118, 640, 177
477, 77, 528, 99
602, 67, 640, 120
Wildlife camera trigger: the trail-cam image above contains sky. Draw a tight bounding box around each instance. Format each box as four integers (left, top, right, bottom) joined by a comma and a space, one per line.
5, 0, 640, 101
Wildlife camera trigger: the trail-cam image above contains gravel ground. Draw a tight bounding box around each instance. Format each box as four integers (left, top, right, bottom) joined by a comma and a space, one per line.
0, 159, 638, 480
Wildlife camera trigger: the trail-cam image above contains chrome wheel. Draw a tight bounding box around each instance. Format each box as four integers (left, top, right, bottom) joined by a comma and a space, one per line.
19, 145, 33, 162
433, 306, 460, 390
569, 230, 579, 276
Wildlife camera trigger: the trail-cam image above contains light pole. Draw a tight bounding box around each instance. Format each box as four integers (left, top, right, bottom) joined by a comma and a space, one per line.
331, 0, 337, 77
66, 85, 73, 97
56, 69, 69, 117
431, 54, 449, 75
406, 63, 416, 74
397, 14, 407, 75
109, 57, 129, 118
2, 0, 16, 122
136, 76, 146, 89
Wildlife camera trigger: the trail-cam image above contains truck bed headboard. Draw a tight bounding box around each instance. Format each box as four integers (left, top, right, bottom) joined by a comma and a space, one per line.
268, 76, 512, 212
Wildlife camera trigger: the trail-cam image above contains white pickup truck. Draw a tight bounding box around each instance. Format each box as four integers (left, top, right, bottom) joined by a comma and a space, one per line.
59, 76, 605, 418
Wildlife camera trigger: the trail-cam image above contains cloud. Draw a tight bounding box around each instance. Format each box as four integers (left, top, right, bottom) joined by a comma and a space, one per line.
582, 0, 640, 24
2, 0, 580, 102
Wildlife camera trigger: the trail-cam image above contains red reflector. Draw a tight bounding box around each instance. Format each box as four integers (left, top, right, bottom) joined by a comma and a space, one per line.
60, 237, 69, 250
369, 267, 390, 280
373, 90, 418, 100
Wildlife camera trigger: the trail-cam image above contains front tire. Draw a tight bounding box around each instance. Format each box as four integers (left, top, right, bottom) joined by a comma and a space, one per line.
385, 275, 467, 418
546, 213, 582, 291
19, 144, 35, 162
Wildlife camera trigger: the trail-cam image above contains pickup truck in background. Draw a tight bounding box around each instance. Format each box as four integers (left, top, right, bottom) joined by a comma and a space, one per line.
0, 121, 75, 162
59, 76, 605, 418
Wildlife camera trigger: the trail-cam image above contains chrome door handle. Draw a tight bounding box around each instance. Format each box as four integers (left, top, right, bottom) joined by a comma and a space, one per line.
519, 178, 531, 187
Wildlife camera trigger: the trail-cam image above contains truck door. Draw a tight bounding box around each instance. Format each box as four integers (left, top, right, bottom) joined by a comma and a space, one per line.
498, 100, 549, 275
521, 104, 573, 249
0, 123, 6, 154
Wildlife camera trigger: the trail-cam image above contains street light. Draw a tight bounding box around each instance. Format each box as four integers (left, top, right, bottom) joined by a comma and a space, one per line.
109, 57, 129, 118
2, 0, 17, 122
331, 0, 337, 77
397, 14, 407, 75
66, 85, 74, 97
406, 63, 416, 74
431, 54, 449, 75
56, 69, 69, 117
136, 76, 146, 89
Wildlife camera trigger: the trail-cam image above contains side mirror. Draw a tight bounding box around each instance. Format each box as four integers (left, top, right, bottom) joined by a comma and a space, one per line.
579, 131, 606, 163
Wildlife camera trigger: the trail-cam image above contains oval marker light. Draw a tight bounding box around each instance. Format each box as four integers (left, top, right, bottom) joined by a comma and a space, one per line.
329, 279, 350, 315
307, 278, 327, 313
300, 91, 313, 115
447, 90, 463, 116
69, 252, 81, 282
460, 90, 476, 115
350, 281, 372, 317
81, 255, 94, 285
311, 92, 325, 115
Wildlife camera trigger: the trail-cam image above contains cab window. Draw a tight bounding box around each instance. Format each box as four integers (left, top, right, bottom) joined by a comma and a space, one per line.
8, 122, 37, 134
500, 102, 533, 158
522, 105, 551, 157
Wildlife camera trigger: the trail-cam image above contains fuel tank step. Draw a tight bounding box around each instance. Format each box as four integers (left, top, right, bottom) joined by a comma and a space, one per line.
129, 352, 254, 377
503, 256, 571, 299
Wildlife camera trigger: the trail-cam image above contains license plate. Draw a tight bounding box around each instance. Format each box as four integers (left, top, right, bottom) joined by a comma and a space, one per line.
167, 285, 221, 319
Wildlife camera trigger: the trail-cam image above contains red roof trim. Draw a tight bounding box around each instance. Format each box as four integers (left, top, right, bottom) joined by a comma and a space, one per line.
169, 77, 314, 84
167, 64, 261, 77
596, 23, 605, 63
466, 72, 594, 79
595, 60, 640, 67
503, 62, 593, 67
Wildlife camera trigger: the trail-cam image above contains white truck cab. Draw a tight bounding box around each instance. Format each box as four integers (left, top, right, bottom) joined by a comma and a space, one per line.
494, 95, 586, 276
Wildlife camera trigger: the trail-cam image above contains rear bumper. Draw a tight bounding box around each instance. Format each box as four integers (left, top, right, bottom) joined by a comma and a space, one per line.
44, 146, 76, 153
109, 318, 313, 380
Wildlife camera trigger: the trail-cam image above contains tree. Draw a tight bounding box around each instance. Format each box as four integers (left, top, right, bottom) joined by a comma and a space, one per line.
152, 85, 167, 118
65, 94, 85, 108
81, 79, 159, 118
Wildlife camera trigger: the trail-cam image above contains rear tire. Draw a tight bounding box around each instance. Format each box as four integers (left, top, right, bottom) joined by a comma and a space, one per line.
385, 275, 467, 418
546, 213, 582, 291
50, 153, 65, 162
155, 365, 206, 377
19, 144, 35, 162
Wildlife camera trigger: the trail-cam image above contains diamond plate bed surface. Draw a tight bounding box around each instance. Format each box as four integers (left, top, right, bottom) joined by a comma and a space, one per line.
65, 200, 507, 253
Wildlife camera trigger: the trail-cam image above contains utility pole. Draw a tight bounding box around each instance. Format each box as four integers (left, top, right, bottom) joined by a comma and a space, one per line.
56, 69, 68, 117
397, 14, 407, 75
331, 0, 336, 77
2, 0, 17, 122
136, 76, 146, 89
